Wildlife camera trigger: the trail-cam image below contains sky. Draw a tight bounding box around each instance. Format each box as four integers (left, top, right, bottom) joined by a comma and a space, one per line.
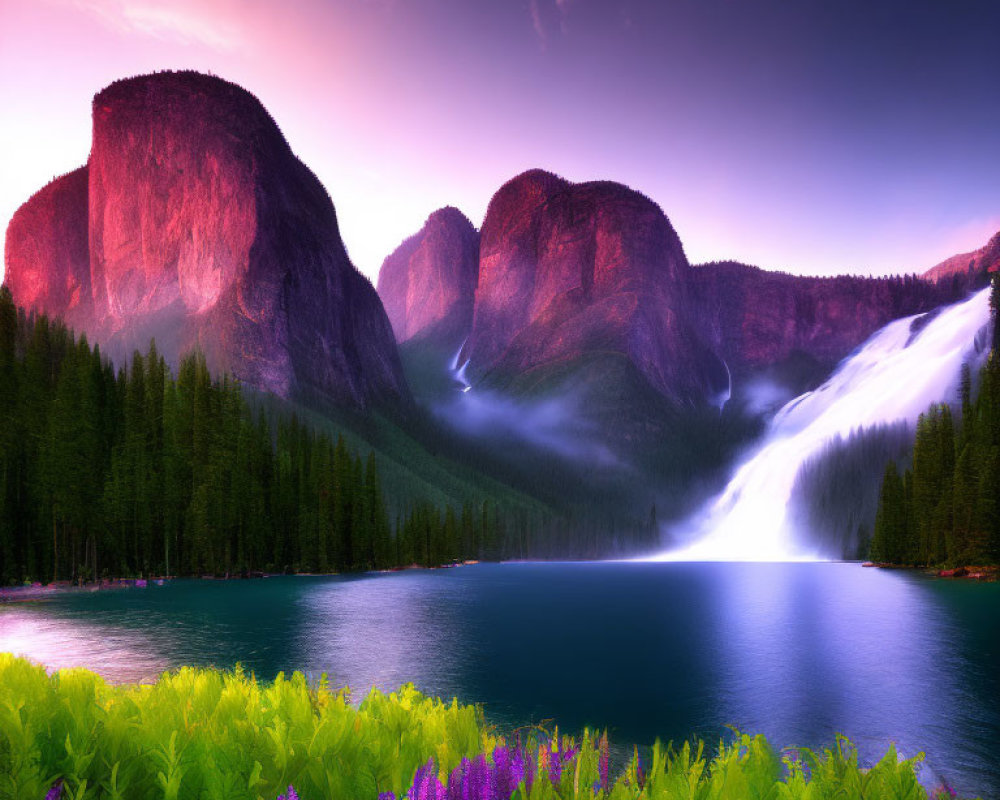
1, 0, 998, 285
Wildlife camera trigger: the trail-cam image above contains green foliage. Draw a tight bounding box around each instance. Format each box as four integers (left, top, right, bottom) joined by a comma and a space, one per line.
872, 276, 1000, 566
788, 423, 913, 559
0, 655, 973, 800
872, 379, 1000, 566
0, 653, 494, 800
0, 296, 570, 584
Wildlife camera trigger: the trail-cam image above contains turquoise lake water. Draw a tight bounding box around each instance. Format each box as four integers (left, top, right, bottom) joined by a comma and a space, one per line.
1, 562, 998, 797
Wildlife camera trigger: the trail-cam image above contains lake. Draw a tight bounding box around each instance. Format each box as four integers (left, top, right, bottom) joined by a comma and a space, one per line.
1, 562, 998, 798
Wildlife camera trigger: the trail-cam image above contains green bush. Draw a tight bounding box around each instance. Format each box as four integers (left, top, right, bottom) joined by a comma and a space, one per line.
0, 654, 970, 800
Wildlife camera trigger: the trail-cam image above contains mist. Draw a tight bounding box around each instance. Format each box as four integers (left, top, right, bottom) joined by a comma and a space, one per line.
646, 289, 993, 562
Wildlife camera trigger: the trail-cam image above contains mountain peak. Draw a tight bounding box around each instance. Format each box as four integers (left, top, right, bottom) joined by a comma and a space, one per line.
5, 70, 408, 410
377, 206, 479, 346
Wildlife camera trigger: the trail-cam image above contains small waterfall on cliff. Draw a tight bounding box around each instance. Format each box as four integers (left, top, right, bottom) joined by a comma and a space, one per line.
450, 339, 472, 393
650, 288, 993, 562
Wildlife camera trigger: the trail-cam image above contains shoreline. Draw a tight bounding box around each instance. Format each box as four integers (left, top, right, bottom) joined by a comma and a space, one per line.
0, 560, 486, 604
862, 562, 998, 581
5, 559, 997, 604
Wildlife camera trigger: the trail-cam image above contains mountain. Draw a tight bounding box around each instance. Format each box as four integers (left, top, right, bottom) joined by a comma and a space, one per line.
376, 169, 971, 523
3, 71, 407, 410
690, 261, 956, 392
463, 169, 725, 405
4, 167, 91, 331
376, 206, 478, 348
381, 170, 960, 411
924, 229, 1000, 284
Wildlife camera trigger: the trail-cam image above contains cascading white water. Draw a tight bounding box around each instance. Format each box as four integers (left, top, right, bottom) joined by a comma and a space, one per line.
650, 288, 993, 562
450, 339, 472, 393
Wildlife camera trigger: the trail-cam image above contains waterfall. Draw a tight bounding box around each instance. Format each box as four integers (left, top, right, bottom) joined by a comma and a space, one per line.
650, 288, 993, 562
450, 339, 472, 393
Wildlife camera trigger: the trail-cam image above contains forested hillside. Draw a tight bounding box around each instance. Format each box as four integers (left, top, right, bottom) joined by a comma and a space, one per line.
0, 288, 654, 584
871, 277, 1000, 566
787, 423, 913, 559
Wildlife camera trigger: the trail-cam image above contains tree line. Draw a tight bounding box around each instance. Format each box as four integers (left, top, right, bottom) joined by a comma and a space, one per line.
870, 277, 1000, 566
787, 422, 913, 559
3, 288, 657, 585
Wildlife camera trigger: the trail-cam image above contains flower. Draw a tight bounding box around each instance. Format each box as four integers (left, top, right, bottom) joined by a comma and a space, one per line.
408, 758, 446, 800
45, 781, 63, 800
598, 733, 610, 791
491, 746, 523, 799
276, 787, 300, 800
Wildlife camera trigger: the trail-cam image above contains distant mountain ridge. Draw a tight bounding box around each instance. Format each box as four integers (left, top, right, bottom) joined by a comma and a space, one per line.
379, 170, 971, 413
376, 206, 479, 349
4, 70, 407, 410
923, 230, 1000, 284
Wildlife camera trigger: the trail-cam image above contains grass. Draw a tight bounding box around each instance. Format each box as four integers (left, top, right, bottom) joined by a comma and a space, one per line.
0, 654, 972, 800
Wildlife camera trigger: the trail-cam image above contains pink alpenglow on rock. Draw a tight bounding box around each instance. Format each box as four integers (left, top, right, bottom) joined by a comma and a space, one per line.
377, 206, 479, 345
464, 169, 723, 403
4, 168, 91, 331
4, 71, 409, 411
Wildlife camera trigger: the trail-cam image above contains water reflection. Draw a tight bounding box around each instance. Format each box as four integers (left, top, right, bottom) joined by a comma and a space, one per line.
0, 564, 997, 798
0, 606, 171, 681
294, 572, 465, 698
707, 564, 996, 792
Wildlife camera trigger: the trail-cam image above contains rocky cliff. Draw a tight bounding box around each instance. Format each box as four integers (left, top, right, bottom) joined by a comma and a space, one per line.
690, 262, 957, 380
376, 206, 478, 346
924, 229, 1000, 284
462, 169, 724, 404
382, 169, 959, 411
4, 167, 92, 331
4, 70, 408, 410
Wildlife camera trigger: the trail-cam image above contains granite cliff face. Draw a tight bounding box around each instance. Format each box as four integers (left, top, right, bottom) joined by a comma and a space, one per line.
4, 71, 407, 409
379, 169, 969, 412
924, 229, 1000, 284
4, 167, 92, 331
690, 262, 956, 379
376, 206, 478, 346
463, 169, 723, 404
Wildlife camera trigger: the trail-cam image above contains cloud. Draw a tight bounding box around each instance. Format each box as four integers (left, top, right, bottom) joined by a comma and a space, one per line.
434, 383, 622, 468
62, 0, 246, 51
528, 0, 576, 49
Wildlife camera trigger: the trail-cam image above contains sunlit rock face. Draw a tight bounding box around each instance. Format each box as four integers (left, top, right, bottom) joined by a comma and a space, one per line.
377, 206, 478, 345
924, 229, 1000, 284
464, 169, 722, 404
4, 167, 91, 331
691, 261, 961, 376
4, 71, 408, 409
376, 167, 973, 416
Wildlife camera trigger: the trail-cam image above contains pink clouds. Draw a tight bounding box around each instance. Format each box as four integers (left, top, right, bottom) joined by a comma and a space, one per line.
56, 0, 247, 51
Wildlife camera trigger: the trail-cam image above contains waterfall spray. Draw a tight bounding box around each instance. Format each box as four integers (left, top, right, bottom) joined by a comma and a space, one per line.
650, 288, 993, 562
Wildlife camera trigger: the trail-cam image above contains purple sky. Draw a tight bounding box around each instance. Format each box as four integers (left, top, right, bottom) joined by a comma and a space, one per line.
1, 0, 998, 284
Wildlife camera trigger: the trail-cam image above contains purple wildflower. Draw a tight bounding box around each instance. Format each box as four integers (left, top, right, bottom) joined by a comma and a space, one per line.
379, 794, 397, 800
542, 744, 565, 787
408, 758, 446, 800
491, 746, 522, 799
599, 734, 610, 791
45, 781, 63, 800
470, 754, 491, 800
449, 754, 492, 800
276, 787, 300, 800
447, 758, 468, 800
523, 747, 535, 794
933, 781, 958, 799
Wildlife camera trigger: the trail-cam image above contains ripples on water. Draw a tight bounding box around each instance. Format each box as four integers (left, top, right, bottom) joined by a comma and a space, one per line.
1, 563, 997, 797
